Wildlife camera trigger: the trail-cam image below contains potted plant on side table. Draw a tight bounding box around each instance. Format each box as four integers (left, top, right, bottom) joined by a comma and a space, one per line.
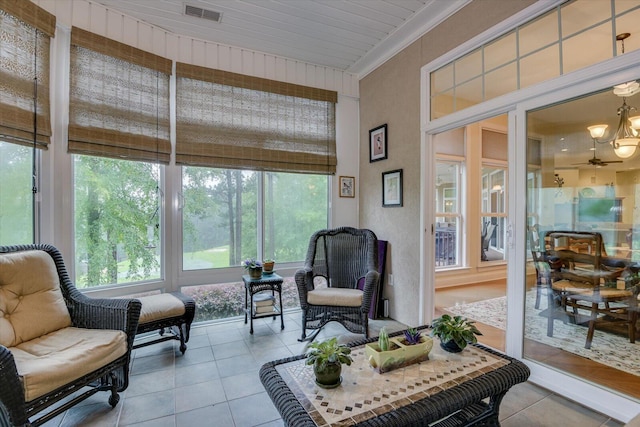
262, 259, 275, 274
305, 337, 353, 388
243, 258, 263, 279
430, 314, 482, 353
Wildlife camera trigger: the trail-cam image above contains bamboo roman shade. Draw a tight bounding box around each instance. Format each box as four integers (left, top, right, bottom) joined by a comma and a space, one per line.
68, 27, 172, 163
0, 0, 55, 149
176, 62, 337, 174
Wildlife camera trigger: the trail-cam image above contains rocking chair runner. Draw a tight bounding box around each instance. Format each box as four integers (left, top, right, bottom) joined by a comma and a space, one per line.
295, 227, 380, 342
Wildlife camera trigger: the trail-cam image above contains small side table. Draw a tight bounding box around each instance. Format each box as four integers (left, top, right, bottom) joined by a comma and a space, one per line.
243, 273, 285, 334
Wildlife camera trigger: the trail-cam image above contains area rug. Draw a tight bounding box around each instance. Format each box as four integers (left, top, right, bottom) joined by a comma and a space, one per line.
446, 292, 640, 376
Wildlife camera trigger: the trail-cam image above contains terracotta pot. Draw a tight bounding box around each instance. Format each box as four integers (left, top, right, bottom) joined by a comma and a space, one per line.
263, 261, 275, 273
313, 361, 342, 388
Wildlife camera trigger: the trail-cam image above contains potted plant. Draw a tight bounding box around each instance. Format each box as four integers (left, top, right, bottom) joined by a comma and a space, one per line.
243, 258, 263, 279
305, 337, 353, 388
430, 314, 482, 353
262, 258, 275, 273
365, 327, 433, 373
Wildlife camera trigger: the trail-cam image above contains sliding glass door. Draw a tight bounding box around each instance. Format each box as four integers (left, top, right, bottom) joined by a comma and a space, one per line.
525, 82, 640, 399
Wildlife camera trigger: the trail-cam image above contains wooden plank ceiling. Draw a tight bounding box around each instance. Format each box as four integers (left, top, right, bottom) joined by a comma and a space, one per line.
94, 0, 468, 74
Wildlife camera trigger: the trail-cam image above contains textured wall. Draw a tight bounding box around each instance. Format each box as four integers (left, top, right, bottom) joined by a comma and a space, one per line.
359, 0, 536, 326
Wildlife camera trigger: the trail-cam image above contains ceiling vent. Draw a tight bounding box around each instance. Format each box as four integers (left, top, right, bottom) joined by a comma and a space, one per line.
184, 4, 222, 23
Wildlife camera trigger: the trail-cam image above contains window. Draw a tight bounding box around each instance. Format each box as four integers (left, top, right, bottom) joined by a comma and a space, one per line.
182, 167, 258, 270
182, 167, 328, 270
263, 171, 329, 262
68, 28, 170, 288
0, 2, 55, 244
74, 155, 161, 288
430, 0, 640, 119
0, 142, 33, 244
525, 82, 640, 397
481, 166, 506, 262
435, 160, 463, 268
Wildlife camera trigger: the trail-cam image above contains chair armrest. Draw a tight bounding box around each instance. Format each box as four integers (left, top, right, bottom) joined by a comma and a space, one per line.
359, 270, 380, 312
0, 345, 27, 426
67, 296, 142, 349
295, 267, 314, 308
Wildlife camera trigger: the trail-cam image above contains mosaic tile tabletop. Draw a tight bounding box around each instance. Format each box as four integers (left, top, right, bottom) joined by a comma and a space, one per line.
276, 342, 510, 427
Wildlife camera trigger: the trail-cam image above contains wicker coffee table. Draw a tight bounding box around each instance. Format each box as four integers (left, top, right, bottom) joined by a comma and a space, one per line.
259, 328, 529, 427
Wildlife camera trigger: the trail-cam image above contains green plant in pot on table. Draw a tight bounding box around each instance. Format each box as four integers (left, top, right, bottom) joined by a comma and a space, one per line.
262, 259, 275, 273
365, 327, 433, 373
243, 258, 263, 279
305, 337, 353, 388
430, 314, 482, 353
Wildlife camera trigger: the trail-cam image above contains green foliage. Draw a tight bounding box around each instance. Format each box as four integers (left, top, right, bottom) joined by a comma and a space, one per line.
74, 156, 160, 287
430, 314, 482, 350
0, 142, 33, 244
305, 337, 353, 371
378, 327, 389, 351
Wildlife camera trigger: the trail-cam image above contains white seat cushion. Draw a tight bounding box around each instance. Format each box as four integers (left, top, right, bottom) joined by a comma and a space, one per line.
11, 327, 127, 401
138, 293, 186, 325
307, 288, 363, 307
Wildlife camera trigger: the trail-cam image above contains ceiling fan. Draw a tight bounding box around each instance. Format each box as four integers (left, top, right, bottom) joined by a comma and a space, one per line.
572, 139, 623, 167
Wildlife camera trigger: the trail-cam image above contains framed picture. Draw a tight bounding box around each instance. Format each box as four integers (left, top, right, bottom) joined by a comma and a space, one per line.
369, 124, 387, 162
382, 169, 403, 207
339, 176, 355, 198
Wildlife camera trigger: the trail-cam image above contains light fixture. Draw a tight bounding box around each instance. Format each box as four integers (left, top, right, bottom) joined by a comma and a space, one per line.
588, 98, 640, 158
587, 33, 640, 159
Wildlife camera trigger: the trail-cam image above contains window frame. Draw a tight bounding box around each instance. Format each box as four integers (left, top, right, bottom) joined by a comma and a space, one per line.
175, 166, 331, 286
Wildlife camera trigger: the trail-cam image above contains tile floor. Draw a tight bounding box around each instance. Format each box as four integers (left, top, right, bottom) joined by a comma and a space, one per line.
40, 311, 625, 427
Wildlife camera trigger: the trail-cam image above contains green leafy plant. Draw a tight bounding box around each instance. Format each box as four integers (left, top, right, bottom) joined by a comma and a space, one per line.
430, 314, 482, 350
403, 327, 422, 345
378, 327, 390, 351
305, 337, 353, 371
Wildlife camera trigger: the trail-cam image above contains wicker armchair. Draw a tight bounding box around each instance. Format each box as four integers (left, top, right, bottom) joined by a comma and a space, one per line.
0, 244, 141, 427
295, 227, 379, 342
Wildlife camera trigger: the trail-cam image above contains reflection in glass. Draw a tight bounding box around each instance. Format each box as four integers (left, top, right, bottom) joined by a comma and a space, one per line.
525, 83, 640, 399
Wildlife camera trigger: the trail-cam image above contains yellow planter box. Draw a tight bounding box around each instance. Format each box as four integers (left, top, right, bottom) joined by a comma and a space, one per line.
365, 336, 433, 373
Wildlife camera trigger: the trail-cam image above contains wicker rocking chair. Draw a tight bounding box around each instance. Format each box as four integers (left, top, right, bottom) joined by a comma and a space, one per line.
295, 227, 379, 342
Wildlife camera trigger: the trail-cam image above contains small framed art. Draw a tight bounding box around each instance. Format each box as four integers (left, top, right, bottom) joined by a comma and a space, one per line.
369, 124, 387, 162
382, 169, 403, 207
339, 176, 355, 198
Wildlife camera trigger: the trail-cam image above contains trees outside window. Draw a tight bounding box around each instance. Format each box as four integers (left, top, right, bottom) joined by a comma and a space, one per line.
182, 167, 328, 270
0, 142, 33, 245
74, 155, 161, 287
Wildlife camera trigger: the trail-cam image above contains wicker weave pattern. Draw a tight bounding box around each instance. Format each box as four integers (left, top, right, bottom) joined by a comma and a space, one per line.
0, 244, 141, 427
259, 327, 530, 427
295, 227, 379, 341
